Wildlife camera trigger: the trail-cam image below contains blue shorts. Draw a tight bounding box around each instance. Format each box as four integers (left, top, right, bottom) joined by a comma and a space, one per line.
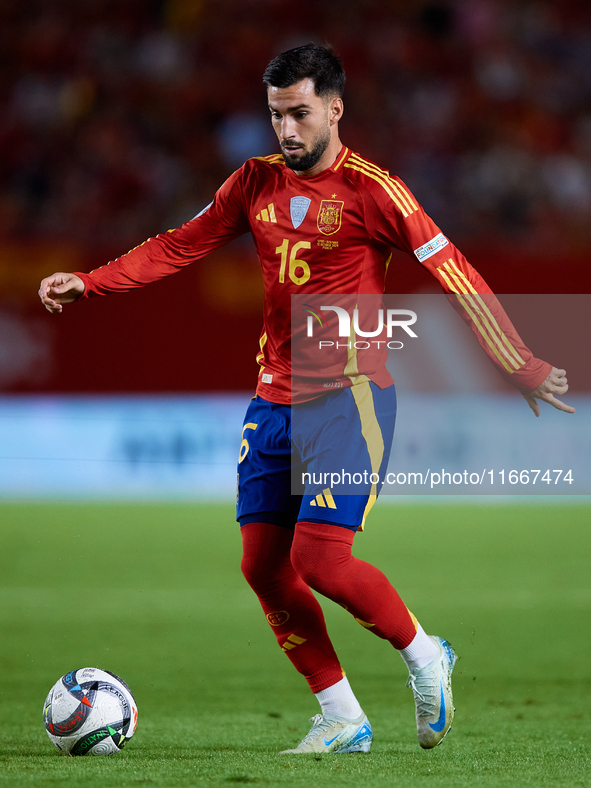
236, 381, 396, 531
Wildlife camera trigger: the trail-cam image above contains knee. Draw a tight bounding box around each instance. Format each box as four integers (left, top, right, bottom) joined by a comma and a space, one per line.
240, 522, 293, 595
289, 540, 320, 589
241, 549, 278, 594
240, 550, 258, 589
290, 524, 352, 594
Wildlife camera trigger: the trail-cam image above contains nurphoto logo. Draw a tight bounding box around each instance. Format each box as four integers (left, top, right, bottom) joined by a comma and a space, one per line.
303, 305, 418, 350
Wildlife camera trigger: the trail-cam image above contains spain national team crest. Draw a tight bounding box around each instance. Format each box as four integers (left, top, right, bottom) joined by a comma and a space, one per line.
267, 610, 290, 626
317, 199, 344, 235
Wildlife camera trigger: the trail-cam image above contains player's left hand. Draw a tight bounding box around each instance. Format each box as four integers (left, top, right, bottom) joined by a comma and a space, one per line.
523, 367, 575, 417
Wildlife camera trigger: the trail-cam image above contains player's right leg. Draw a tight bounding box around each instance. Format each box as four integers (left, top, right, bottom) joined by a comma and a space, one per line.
236, 396, 370, 752
239, 519, 344, 693
241, 522, 372, 754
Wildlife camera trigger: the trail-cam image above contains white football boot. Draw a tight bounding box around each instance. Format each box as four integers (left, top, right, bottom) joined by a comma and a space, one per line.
406, 636, 457, 749
279, 712, 372, 754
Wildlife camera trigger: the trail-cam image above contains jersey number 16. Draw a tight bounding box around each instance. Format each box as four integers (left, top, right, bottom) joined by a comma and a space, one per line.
275, 239, 311, 286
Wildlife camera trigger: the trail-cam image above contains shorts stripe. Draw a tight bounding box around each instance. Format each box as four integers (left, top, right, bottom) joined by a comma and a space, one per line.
350, 381, 384, 530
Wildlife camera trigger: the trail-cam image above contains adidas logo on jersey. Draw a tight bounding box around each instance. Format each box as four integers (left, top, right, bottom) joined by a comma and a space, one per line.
309, 488, 337, 509
256, 203, 276, 223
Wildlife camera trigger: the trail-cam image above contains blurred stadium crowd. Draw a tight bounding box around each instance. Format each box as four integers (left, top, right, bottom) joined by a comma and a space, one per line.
2, 0, 591, 254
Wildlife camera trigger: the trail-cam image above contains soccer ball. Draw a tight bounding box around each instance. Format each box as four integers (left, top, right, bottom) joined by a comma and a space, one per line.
43, 667, 138, 756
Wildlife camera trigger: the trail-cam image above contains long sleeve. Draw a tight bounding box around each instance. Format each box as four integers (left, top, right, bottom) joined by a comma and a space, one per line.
358, 170, 551, 393
75, 168, 250, 297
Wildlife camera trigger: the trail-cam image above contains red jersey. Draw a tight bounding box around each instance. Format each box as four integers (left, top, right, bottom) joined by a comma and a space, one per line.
76, 145, 551, 403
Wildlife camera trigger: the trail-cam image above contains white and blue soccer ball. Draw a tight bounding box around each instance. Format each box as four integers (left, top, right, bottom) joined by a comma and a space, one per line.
43, 667, 138, 756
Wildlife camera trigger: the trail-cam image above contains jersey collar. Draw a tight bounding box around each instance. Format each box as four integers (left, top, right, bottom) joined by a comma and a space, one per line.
283, 145, 351, 182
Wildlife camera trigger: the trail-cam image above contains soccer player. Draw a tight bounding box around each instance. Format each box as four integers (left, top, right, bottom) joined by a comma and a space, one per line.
39, 44, 574, 754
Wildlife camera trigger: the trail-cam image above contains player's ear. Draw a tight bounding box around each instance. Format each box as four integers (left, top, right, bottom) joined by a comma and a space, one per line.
328, 97, 343, 125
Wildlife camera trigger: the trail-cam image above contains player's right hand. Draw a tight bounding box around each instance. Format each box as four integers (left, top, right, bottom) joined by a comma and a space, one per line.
38, 272, 85, 314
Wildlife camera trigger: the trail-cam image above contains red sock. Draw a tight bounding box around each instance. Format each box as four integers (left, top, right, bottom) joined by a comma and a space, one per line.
291, 522, 417, 649
240, 522, 344, 692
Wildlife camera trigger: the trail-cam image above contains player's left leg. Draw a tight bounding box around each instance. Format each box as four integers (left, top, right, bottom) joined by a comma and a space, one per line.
290, 381, 457, 749
290, 521, 456, 749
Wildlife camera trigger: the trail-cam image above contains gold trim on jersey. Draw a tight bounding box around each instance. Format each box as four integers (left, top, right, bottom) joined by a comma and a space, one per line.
436, 258, 525, 374
344, 154, 418, 218
343, 312, 361, 378
349, 153, 418, 213
256, 332, 267, 372
441, 258, 525, 369
333, 146, 349, 171
344, 162, 409, 216
442, 259, 525, 367
384, 252, 393, 277
253, 154, 284, 165
344, 155, 418, 219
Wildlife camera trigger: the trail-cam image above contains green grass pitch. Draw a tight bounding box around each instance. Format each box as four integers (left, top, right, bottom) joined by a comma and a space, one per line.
0, 501, 589, 787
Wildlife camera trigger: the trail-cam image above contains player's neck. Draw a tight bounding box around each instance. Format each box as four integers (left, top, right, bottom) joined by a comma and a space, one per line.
293, 136, 343, 178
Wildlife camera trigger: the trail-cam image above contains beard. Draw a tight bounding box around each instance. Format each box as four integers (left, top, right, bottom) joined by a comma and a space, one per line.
281, 128, 331, 172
